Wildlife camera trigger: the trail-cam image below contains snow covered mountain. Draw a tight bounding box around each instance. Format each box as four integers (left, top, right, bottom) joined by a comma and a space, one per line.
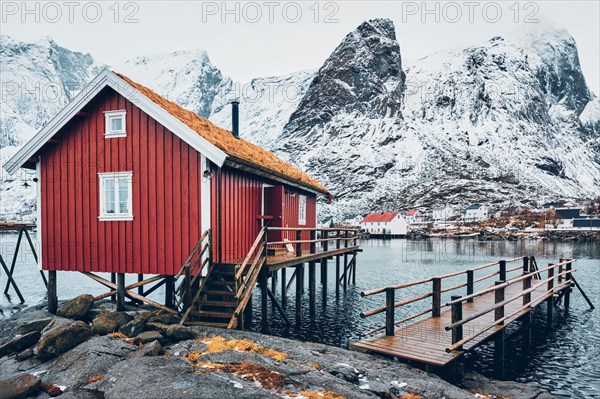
1, 20, 598, 223
275, 19, 600, 220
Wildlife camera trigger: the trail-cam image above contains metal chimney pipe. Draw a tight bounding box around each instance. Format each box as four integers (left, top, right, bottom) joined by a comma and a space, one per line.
231, 101, 239, 138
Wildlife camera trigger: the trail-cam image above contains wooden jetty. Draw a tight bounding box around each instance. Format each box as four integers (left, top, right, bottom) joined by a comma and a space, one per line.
351, 256, 593, 378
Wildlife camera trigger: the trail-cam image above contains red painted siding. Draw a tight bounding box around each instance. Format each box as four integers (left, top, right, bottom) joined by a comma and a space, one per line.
40, 87, 202, 275
211, 166, 317, 262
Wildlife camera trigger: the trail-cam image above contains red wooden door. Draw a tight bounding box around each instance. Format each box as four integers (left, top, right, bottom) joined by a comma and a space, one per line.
263, 186, 285, 242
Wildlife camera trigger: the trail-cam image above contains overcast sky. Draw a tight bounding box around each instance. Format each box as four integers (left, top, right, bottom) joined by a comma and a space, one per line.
2, 1, 599, 95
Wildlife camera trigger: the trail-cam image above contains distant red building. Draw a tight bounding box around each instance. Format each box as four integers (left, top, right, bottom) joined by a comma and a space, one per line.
4, 69, 328, 276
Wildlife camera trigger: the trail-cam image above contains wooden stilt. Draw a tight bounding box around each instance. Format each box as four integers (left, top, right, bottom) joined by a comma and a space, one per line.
343, 253, 348, 290
335, 255, 340, 297
110, 273, 116, 301
494, 330, 505, 378
271, 270, 277, 294
547, 265, 554, 325
4, 228, 23, 294
244, 293, 253, 327
309, 262, 316, 316
0, 254, 25, 303
281, 268, 287, 307
165, 276, 174, 308
285, 268, 297, 295
352, 253, 356, 285
48, 270, 57, 314
321, 259, 327, 305
117, 273, 126, 311
138, 274, 144, 296
295, 264, 303, 327
260, 271, 268, 332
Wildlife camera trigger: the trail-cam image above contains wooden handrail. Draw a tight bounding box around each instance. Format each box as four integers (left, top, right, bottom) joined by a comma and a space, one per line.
174, 229, 211, 280
266, 227, 359, 232
445, 268, 575, 330
446, 260, 577, 306
364, 308, 432, 336
445, 280, 572, 352
360, 292, 432, 318
235, 227, 266, 281
361, 277, 434, 297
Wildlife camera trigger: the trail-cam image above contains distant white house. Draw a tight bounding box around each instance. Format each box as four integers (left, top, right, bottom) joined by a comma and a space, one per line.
464, 204, 489, 222
405, 209, 422, 224
432, 206, 454, 222
555, 207, 581, 228
360, 212, 408, 236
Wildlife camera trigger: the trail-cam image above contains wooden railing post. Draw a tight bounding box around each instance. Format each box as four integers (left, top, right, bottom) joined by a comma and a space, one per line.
344, 231, 348, 248
523, 273, 531, 307
523, 256, 529, 274
296, 230, 302, 257
466, 270, 474, 302
323, 230, 328, 252
495, 281, 505, 324
499, 260, 506, 281
547, 264, 554, 323
385, 287, 395, 336
336, 230, 341, 250
432, 277, 441, 317
565, 261, 572, 308
450, 295, 463, 349
310, 230, 316, 254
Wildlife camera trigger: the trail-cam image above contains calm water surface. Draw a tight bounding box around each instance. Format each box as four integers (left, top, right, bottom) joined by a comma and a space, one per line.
1, 235, 599, 397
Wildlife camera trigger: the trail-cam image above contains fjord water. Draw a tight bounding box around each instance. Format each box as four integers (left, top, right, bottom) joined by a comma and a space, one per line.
1, 234, 598, 397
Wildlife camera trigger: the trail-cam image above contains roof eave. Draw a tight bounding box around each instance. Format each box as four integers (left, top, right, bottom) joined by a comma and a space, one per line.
3, 68, 228, 175
224, 156, 329, 196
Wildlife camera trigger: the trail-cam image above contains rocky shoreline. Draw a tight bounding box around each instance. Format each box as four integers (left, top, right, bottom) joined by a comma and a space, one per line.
1, 296, 556, 399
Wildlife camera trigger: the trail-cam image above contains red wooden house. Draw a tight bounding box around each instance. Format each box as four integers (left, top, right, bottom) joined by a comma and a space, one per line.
4, 69, 345, 325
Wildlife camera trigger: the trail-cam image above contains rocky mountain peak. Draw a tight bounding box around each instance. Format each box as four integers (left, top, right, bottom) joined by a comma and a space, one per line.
282, 18, 405, 137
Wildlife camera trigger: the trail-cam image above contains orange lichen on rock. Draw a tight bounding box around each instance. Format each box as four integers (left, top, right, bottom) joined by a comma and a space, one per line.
306, 361, 322, 370
185, 350, 204, 363
85, 375, 104, 385
199, 336, 288, 361
222, 363, 285, 389
115, 72, 328, 195
40, 383, 63, 397
298, 390, 346, 399
108, 332, 128, 339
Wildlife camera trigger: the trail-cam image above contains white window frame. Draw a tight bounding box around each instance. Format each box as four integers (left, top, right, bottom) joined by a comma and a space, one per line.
298, 195, 307, 225
104, 110, 127, 138
98, 172, 133, 221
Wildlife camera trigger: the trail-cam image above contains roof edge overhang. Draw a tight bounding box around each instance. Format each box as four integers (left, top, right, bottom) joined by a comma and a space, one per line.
3, 68, 228, 175
224, 156, 329, 196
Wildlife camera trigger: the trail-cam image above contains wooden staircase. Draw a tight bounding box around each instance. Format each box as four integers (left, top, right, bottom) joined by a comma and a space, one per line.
177, 227, 267, 330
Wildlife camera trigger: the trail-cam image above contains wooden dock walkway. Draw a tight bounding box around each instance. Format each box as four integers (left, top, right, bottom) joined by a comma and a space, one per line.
351, 257, 591, 371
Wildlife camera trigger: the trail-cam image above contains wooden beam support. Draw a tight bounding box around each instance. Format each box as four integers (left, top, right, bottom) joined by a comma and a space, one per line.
4, 228, 23, 294
309, 261, 316, 316
267, 287, 291, 326
117, 273, 126, 311
281, 267, 287, 307
260, 270, 268, 332
0, 253, 25, 303
295, 264, 303, 326
48, 270, 57, 314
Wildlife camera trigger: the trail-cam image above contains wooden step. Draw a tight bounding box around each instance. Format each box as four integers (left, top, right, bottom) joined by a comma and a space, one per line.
203, 290, 237, 297
199, 300, 237, 308
206, 280, 235, 287
192, 310, 234, 318
184, 321, 229, 328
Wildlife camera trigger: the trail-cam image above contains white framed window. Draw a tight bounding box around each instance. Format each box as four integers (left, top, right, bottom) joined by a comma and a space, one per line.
104, 110, 127, 137
298, 195, 307, 225
98, 172, 133, 221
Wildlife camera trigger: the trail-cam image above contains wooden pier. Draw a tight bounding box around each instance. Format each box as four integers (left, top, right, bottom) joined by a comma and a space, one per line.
351, 257, 593, 376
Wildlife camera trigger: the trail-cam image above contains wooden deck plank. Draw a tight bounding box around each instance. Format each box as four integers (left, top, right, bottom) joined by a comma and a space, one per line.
352, 280, 553, 367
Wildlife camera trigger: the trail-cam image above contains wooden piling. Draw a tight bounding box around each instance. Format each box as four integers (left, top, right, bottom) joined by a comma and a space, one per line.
116, 273, 125, 311
495, 280, 504, 324
450, 295, 463, 350
137, 274, 144, 296
110, 273, 116, 301
547, 265, 554, 324
432, 277, 441, 317
335, 255, 341, 297
343, 253, 348, 290
466, 270, 474, 302
499, 260, 506, 282
309, 262, 316, 316
165, 276, 174, 308
48, 270, 57, 314
386, 287, 395, 336
295, 264, 303, 326
281, 267, 287, 307
271, 270, 277, 294
565, 261, 572, 308
260, 270, 268, 332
